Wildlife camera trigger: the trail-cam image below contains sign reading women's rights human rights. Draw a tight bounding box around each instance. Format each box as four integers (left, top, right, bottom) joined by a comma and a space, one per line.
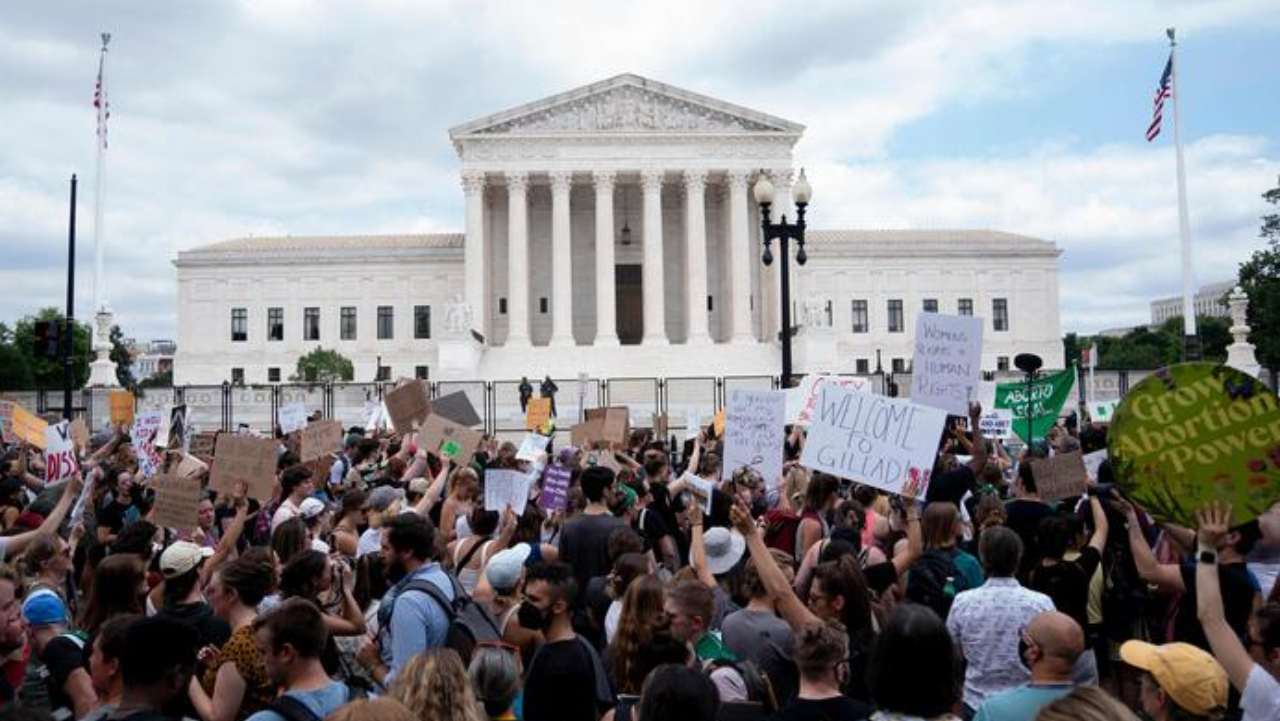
910, 313, 984, 416
1109, 363, 1280, 527
800, 381, 947, 498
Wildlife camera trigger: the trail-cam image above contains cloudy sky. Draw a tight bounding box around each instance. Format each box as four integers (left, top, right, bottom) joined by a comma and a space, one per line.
2, 1, 1278, 343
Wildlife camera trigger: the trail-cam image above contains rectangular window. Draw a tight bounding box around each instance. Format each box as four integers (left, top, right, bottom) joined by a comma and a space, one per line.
707, 295, 713, 312
855, 359, 870, 375
230, 308, 247, 342
267, 307, 283, 341
303, 307, 320, 341
231, 367, 245, 385
377, 306, 394, 340
340, 307, 357, 340
892, 358, 906, 374
997, 356, 1010, 371
267, 367, 281, 383
958, 298, 973, 316
850, 300, 868, 333
923, 298, 938, 313
539, 297, 548, 314
414, 365, 429, 380
825, 300, 833, 327
414, 305, 431, 339
376, 364, 390, 382
993, 298, 1009, 331
887, 300, 904, 333
499, 298, 508, 315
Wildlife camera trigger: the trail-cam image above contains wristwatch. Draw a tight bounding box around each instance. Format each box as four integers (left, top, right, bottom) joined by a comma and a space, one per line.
1198, 549, 1218, 565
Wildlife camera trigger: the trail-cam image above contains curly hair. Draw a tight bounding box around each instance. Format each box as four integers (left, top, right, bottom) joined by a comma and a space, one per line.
609, 574, 667, 694
387, 649, 485, 721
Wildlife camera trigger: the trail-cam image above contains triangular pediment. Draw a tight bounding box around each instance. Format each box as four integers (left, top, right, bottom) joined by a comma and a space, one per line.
449, 73, 804, 138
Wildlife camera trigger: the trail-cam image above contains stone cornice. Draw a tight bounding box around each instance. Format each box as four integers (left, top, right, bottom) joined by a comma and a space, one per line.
174, 246, 463, 268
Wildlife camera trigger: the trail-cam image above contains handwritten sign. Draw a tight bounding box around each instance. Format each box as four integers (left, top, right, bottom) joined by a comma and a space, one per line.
722, 389, 786, 490
433, 391, 482, 427
682, 472, 714, 515
151, 473, 203, 531
109, 390, 135, 426
526, 397, 552, 431
791, 375, 873, 426
278, 403, 308, 434
1030, 451, 1089, 502
484, 469, 533, 516
601, 407, 630, 445
299, 420, 343, 463
516, 433, 550, 462
11, 405, 48, 448
169, 405, 189, 454
910, 313, 984, 416
800, 382, 947, 498
539, 463, 571, 512
384, 380, 431, 434
44, 421, 79, 483
420, 414, 482, 464
1082, 449, 1107, 482
977, 409, 1014, 439
210, 434, 278, 501
994, 367, 1076, 443
174, 453, 209, 480
132, 411, 166, 479
189, 431, 217, 460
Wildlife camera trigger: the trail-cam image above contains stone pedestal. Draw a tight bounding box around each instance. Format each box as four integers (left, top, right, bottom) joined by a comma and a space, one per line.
87, 309, 120, 387
1225, 286, 1262, 378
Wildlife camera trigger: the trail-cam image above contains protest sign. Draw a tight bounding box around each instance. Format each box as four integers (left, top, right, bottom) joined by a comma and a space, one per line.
69, 417, 89, 450
1030, 451, 1089, 502
278, 403, 308, 434
11, 405, 47, 448
800, 382, 948, 498
910, 313, 984, 416
1083, 449, 1107, 482
151, 473, 203, 531
539, 463, 572, 512
109, 390, 135, 426
169, 405, 189, 454
210, 434, 278, 501
570, 420, 599, 449
682, 472, 714, 514
484, 469, 533, 516
994, 366, 1076, 443
526, 397, 552, 431
44, 421, 79, 483
685, 411, 700, 441
977, 409, 1014, 439
722, 389, 786, 490
713, 409, 726, 438
516, 433, 550, 462
420, 414, 482, 464
1109, 362, 1280, 526
0, 401, 14, 444
1089, 399, 1120, 423
131, 411, 166, 478
174, 453, 209, 480
601, 407, 630, 445
653, 413, 668, 440
791, 375, 873, 426
384, 380, 431, 434
432, 391, 482, 427
299, 420, 343, 463
189, 431, 217, 460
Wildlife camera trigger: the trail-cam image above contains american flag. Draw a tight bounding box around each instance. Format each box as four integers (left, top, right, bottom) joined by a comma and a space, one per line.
1146, 54, 1172, 142
93, 36, 110, 149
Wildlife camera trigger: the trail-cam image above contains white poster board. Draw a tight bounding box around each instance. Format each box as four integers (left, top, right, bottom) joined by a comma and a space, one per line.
44, 421, 79, 483
722, 389, 786, 490
278, 403, 308, 434
1083, 449, 1108, 482
516, 433, 550, 462
910, 313, 984, 416
800, 381, 948, 498
483, 469, 533, 516
791, 375, 873, 426
977, 409, 1014, 439
132, 411, 166, 479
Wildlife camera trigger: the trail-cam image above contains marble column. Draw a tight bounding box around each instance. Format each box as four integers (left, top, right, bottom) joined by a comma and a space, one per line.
549, 170, 575, 347
462, 171, 487, 341
640, 169, 668, 345
505, 171, 530, 346
726, 169, 753, 343
684, 170, 710, 344
592, 171, 619, 346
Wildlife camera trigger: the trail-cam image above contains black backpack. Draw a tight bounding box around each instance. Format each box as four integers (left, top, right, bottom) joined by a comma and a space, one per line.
268, 685, 365, 721
380, 572, 502, 664
905, 549, 962, 619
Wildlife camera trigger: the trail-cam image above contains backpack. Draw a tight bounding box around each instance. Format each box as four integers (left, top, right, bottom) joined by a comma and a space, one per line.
268, 685, 365, 721
762, 510, 821, 562
382, 572, 502, 664
905, 549, 962, 619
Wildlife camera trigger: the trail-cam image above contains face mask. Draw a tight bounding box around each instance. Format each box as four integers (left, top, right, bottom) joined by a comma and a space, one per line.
518, 601, 551, 631
1017, 637, 1034, 670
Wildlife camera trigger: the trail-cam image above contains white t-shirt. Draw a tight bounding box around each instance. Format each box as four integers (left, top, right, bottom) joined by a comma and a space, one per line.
605, 600, 622, 645
271, 498, 301, 531
1242, 665, 1280, 721
356, 528, 382, 558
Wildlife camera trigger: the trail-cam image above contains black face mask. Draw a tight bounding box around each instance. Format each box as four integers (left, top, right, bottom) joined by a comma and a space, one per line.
518, 601, 551, 631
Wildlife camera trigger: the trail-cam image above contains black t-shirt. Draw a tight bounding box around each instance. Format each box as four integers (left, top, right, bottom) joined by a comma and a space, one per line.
41, 634, 87, 717
633, 506, 671, 555
1027, 546, 1102, 630
1175, 561, 1260, 651
924, 465, 975, 506
770, 695, 873, 721
1004, 499, 1055, 578
154, 602, 231, 650
523, 639, 603, 721
559, 513, 626, 606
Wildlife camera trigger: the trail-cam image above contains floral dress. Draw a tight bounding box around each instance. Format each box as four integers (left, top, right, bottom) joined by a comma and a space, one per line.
201, 626, 274, 721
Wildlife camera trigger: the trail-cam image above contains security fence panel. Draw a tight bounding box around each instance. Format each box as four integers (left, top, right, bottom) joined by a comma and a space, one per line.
602, 378, 660, 431
332, 383, 382, 430
435, 380, 489, 432
663, 377, 718, 436
230, 385, 276, 432
181, 386, 229, 432
277, 385, 327, 429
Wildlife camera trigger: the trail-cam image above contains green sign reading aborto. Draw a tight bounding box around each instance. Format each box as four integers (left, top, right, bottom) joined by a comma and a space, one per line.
1108, 363, 1280, 527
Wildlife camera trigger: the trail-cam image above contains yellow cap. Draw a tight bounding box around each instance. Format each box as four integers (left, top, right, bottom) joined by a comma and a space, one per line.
1120, 640, 1228, 716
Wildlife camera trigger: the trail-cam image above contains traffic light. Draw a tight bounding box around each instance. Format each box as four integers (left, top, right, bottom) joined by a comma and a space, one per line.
33, 320, 62, 360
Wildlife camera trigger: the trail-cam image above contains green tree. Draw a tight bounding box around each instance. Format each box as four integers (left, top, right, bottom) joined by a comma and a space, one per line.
1238, 174, 1280, 369
1062, 332, 1081, 369
10, 308, 92, 388
291, 347, 353, 383
109, 325, 137, 390
1159, 316, 1230, 362
1069, 314, 1231, 371
138, 368, 172, 388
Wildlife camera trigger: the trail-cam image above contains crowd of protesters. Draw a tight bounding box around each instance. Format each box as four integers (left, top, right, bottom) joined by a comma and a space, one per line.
0, 394, 1275, 721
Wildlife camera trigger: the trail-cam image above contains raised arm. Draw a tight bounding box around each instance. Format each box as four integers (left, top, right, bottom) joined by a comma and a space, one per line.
1195, 502, 1256, 692
3, 473, 82, 559
687, 503, 717, 589
413, 458, 451, 516
891, 502, 923, 578
966, 402, 988, 474
730, 500, 819, 631
201, 483, 249, 588
1121, 500, 1184, 592
1086, 495, 1109, 553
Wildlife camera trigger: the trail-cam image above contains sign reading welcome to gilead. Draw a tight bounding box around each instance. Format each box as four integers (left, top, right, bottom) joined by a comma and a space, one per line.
800, 381, 948, 498
1109, 363, 1280, 526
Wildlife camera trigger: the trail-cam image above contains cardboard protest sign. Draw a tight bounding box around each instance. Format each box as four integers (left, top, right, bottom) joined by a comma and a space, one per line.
420, 414, 482, 464
911, 313, 984, 416
601, 407, 630, 445
800, 381, 948, 498
11, 405, 47, 448
210, 434, 278, 501
278, 403, 308, 434
44, 421, 79, 483
484, 469, 533, 516
791, 375, 873, 426
131, 411, 166, 478
299, 420, 343, 463
653, 414, 668, 439
174, 453, 209, 480
571, 419, 603, 449
432, 391, 482, 427
526, 397, 552, 431
151, 473, 203, 531
109, 390, 135, 426
713, 409, 726, 438
1030, 451, 1089, 502
585, 407, 606, 422
1109, 363, 1280, 526
516, 433, 550, 462
189, 432, 217, 460
539, 463, 572, 512
994, 366, 1075, 443
1089, 399, 1120, 423
722, 389, 786, 490
0, 401, 15, 444
69, 417, 89, 451
977, 409, 1014, 440
384, 380, 431, 434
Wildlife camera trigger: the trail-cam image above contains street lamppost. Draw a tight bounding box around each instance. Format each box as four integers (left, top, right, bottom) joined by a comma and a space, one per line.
754, 168, 813, 389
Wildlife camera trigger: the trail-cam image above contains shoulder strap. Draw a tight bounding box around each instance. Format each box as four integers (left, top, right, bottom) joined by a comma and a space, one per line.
270, 695, 321, 721
408, 576, 459, 619
456, 536, 488, 573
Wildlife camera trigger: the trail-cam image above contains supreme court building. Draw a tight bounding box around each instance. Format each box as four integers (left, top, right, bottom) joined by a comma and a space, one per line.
173, 74, 1063, 385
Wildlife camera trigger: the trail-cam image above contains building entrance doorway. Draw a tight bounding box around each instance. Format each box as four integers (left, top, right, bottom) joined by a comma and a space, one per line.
615, 264, 643, 345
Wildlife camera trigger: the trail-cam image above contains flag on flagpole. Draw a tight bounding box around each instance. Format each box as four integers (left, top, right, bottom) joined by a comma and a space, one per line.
1146, 54, 1172, 142
93, 35, 110, 149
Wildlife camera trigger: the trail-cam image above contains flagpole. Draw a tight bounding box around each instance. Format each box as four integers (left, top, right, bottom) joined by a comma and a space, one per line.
93, 33, 109, 315
1168, 27, 1198, 360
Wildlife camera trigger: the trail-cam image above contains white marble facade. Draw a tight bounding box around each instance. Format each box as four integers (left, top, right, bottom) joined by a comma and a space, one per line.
173, 74, 1063, 385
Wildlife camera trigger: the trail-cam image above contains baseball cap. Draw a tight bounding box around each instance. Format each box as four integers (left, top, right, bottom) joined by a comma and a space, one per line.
367, 485, 404, 512
22, 589, 68, 628
1120, 640, 1228, 716
299, 497, 328, 520
159, 541, 214, 578
485, 543, 532, 593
